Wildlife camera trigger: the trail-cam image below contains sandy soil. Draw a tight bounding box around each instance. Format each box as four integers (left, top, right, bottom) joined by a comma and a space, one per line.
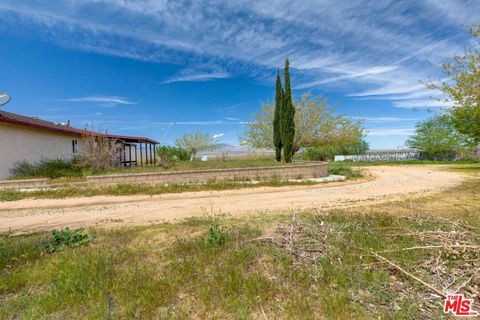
0, 166, 465, 234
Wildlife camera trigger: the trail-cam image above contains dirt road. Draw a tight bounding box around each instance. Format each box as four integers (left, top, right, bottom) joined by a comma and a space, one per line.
0, 166, 464, 233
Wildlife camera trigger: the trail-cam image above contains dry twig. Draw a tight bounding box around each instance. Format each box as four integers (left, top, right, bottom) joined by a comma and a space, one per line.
454, 267, 480, 294
260, 305, 269, 320
377, 244, 480, 253
370, 251, 447, 299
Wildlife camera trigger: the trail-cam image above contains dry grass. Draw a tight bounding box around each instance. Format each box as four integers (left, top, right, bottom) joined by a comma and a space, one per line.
258, 210, 480, 319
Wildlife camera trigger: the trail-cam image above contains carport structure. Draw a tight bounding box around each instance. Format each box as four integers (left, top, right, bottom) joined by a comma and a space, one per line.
107, 134, 159, 166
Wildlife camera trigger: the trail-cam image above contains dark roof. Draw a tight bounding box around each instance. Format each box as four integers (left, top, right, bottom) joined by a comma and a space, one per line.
0, 109, 159, 144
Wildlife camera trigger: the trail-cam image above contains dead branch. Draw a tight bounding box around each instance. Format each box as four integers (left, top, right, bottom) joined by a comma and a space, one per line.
435, 216, 480, 232
248, 236, 282, 246
79, 130, 122, 169
377, 244, 480, 253
371, 251, 447, 299
454, 267, 480, 294
387, 231, 469, 237
260, 305, 269, 320
288, 213, 296, 253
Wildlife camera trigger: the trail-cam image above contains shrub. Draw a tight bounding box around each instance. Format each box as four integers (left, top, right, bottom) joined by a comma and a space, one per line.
156, 146, 190, 167
328, 164, 362, 178
39, 228, 96, 253
303, 145, 337, 161
9, 160, 37, 177
303, 141, 369, 161
10, 159, 84, 179
205, 221, 228, 247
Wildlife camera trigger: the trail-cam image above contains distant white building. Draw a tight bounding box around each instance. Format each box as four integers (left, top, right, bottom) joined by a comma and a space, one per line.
0, 110, 159, 179
334, 149, 420, 162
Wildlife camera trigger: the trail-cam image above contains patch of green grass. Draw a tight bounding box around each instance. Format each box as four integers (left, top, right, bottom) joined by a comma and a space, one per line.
4, 210, 477, 318
0, 220, 282, 319
443, 163, 480, 176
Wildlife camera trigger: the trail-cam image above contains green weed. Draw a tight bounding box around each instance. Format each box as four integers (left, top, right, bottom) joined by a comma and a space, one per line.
39, 228, 96, 253
205, 220, 229, 247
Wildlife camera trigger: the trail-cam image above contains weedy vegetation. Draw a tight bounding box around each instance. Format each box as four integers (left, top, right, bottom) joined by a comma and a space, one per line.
327, 163, 363, 178
205, 219, 229, 247
0, 165, 478, 318
39, 228, 96, 253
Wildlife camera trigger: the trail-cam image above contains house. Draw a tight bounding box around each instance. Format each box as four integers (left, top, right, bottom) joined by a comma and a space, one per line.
0, 110, 159, 179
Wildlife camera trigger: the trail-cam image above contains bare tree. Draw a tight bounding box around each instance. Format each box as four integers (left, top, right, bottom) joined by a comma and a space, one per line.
77, 130, 122, 170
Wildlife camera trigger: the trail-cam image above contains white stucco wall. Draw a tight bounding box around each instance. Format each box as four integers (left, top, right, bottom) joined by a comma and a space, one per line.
0, 122, 83, 179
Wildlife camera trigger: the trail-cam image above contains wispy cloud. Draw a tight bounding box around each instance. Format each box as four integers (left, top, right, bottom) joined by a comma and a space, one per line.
213, 103, 246, 114
151, 119, 246, 125
118, 120, 248, 130
352, 116, 421, 123
367, 128, 415, 137
0, 0, 477, 107
61, 95, 138, 107
349, 83, 427, 98
348, 79, 452, 109
162, 72, 230, 84
392, 99, 452, 109
295, 65, 399, 89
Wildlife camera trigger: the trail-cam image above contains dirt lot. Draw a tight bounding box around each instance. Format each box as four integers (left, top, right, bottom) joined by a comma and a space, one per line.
0, 165, 465, 233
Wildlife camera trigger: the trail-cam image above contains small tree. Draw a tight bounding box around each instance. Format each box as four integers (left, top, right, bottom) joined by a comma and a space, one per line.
406, 114, 475, 159
78, 131, 122, 170
175, 132, 219, 161
156, 146, 190, 167
282, 58, 295, 163
273, 69, 284, 162
426, 26, 480, 144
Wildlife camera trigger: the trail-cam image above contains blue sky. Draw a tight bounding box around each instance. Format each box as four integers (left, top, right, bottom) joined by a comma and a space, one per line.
0, 1, 478, 148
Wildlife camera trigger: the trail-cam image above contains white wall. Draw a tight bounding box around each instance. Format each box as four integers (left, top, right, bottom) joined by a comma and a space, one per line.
0, 122, 83, 179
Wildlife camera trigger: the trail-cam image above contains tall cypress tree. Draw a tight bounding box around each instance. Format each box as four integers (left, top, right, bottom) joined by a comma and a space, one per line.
273, 69, 283, 162
282, 58, 295, 163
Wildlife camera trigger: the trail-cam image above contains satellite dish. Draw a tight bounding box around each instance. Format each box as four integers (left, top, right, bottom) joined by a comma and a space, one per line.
0, 92, 11, 106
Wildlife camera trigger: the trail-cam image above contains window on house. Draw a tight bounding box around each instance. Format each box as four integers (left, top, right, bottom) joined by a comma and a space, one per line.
72, 139, 78, 154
